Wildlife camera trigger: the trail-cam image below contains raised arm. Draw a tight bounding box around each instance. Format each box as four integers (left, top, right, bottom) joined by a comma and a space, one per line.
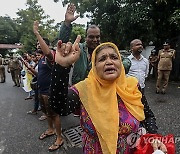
58, 3, 79, 42
20, 59, 37, 76
33, 21, 53, 61
64, 3, 79, 27
55, 35, 81, 67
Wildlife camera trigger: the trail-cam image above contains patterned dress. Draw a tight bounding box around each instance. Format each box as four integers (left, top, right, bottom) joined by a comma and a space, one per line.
80, 99, 139, 154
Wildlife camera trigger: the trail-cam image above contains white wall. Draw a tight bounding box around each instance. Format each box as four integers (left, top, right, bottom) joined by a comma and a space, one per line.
142, 46, 155, 59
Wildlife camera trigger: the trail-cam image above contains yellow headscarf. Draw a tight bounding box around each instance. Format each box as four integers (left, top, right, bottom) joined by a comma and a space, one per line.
75, 42, 145, 154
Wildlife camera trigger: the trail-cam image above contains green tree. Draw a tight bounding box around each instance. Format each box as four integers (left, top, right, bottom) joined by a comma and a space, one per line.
16, 0, 59, 53
170, 9, 180, 29
54, 0, 154, 48
71, 23, 86, 42
51, 22, 86, 47
0, 16, 20, 55
0, 16, 20, 44
54, 0, 180, 49
150, 0, 180, 47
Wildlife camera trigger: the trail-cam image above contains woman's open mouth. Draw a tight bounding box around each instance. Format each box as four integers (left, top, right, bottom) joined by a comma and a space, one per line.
104, 68, 116, 74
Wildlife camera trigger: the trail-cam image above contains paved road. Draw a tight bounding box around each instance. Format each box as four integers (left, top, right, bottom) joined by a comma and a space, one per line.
0, 70, 179, 153
0, 70, 81, 154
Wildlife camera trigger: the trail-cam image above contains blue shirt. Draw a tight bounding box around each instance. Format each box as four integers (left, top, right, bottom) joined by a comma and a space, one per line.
37, 56, 52, 94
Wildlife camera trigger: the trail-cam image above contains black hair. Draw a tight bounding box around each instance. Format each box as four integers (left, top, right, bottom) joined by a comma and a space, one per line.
31, 52, 37, 56
35, 49, 43, 54
163, 39, 170, 45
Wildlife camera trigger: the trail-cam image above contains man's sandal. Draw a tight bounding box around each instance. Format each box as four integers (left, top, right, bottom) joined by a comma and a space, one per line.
48, 140, 64, 152
39, 132, 55, 140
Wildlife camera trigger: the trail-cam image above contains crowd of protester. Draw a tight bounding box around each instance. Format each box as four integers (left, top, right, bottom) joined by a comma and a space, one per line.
0, 3, 176, 154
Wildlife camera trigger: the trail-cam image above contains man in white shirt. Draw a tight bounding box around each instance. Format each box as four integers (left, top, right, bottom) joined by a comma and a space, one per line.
127, 39, 149, 93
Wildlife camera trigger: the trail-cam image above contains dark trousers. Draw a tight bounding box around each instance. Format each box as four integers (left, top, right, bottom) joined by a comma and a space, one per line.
148, 64, 157, 79
0, 65, 5, 82
34, 88, 39, 111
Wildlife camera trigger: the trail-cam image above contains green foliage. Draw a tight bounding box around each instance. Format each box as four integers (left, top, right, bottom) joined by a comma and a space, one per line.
15, 0, 59, 53
96, 0, 155, 49
71, 23, 86, 42
170, 9, 180, 29
55, 0, 180, 49
150, 0, 180, 47
0, 16, 20, 44
0, 16, 20, 54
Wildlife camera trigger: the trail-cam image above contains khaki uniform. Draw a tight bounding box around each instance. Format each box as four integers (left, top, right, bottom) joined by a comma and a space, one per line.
156, 49, 175, 92
7, 58, 21, 86
0, 57, 6, 83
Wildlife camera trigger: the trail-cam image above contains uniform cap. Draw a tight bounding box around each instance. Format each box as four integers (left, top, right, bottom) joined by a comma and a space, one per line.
163, 40, 170, 46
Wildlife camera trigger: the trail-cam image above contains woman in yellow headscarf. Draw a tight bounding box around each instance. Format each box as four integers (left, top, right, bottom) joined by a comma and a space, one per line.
50, 36, 145, 154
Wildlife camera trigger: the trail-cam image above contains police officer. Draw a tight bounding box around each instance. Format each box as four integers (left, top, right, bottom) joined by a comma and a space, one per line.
0, 54, 6, 83
156, 41, 176, 94
7, 55, 21, 87
148, 49, 158, 79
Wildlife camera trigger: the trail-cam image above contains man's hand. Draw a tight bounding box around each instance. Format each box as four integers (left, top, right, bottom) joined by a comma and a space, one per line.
65, 3, 79, 26
33, 21, 39, 35
151, 139, 167, 154
55, 35, 81, 67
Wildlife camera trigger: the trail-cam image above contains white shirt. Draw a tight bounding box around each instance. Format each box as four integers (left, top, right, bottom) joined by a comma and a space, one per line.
35, 64, 38, 73
127, 54, 149, 89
